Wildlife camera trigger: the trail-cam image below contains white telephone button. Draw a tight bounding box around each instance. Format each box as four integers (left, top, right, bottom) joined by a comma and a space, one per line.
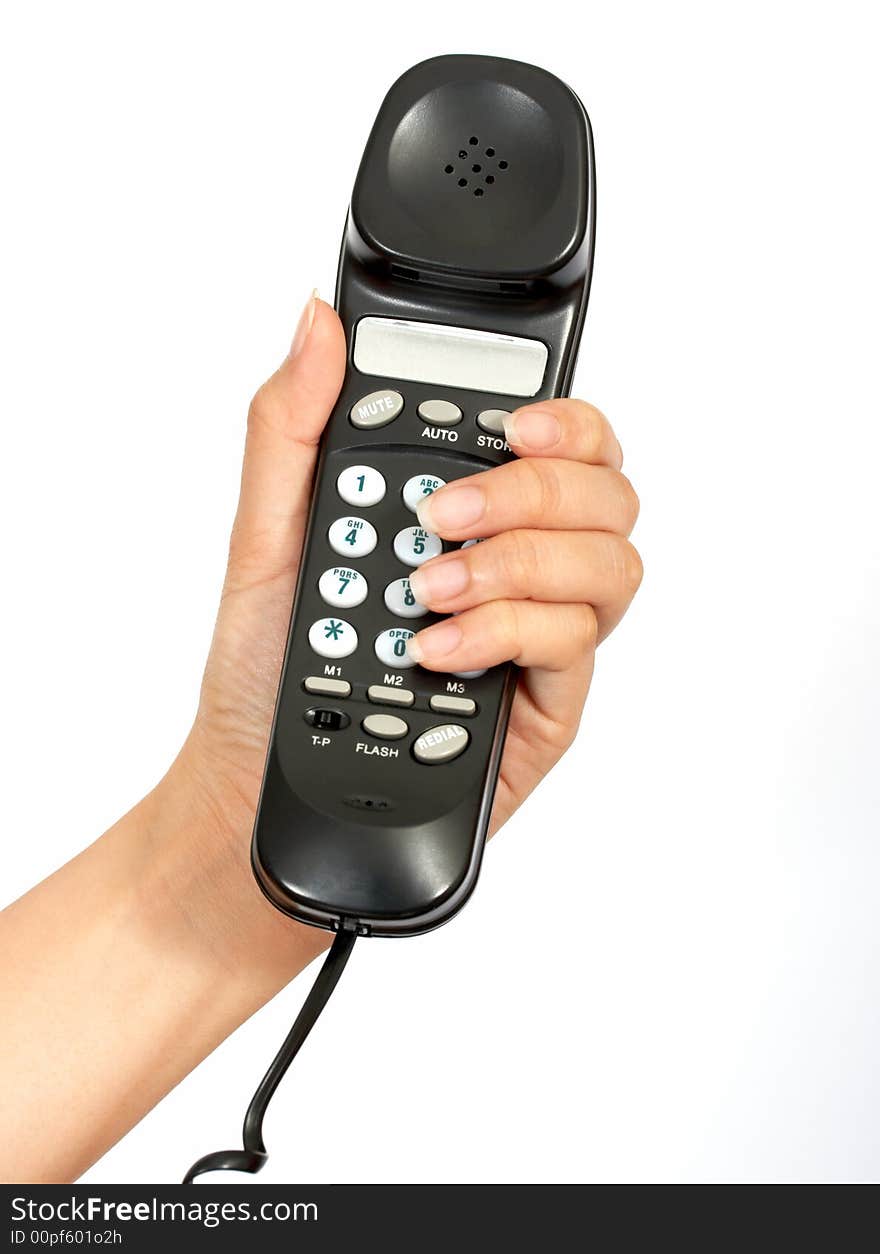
318, 566, 368, 609
374, 627, 416, 669
308, 617, 358, 659
393, 525, 442, 567
328, 515, 377, 558
402, 473, 446, 512
384, 577, 427, 619
337, 464, 386, 507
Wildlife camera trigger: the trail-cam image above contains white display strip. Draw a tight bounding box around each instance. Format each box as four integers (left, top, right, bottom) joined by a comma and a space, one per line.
353, 317, 548, 398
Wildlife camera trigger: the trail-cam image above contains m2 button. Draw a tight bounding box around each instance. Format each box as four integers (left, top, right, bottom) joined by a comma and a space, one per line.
350, 390, 403, 430
413, 723, 470, 764
418, 399, 462, 427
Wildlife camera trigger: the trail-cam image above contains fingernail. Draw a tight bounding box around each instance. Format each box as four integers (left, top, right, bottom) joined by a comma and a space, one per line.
417, 483, 485, 533
410, 557, 469, 604
289, 289, 319, 358
504, 408, 561, 450
406, 619, 463, 663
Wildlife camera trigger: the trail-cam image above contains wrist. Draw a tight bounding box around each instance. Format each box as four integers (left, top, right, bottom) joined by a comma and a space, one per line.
136, 738, 328, 1007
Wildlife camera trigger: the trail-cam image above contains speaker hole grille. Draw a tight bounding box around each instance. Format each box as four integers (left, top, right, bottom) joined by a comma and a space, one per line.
443, 135, 509, 197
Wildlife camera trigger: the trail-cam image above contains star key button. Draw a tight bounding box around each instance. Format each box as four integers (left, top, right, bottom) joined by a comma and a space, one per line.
308, 617, 358, 659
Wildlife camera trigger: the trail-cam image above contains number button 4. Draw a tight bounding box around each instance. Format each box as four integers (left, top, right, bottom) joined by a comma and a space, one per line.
328, 516, 378, 558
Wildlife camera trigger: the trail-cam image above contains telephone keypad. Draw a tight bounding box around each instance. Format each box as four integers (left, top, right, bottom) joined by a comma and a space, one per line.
299, 385, 522, 765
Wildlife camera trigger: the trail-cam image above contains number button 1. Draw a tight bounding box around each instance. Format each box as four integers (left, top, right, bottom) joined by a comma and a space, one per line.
337, 464, 386, 507
318, 566, 368, 609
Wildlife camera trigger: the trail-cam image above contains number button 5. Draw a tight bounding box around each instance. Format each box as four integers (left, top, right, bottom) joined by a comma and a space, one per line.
393, 525, 442, 567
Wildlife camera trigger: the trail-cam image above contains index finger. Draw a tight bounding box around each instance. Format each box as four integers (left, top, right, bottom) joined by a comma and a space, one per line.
503, 398, 624, 469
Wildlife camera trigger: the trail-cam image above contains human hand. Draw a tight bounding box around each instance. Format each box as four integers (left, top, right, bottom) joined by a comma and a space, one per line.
170, 295, 641, 969
407, 398, 642, 828
0, 294, 642, 1182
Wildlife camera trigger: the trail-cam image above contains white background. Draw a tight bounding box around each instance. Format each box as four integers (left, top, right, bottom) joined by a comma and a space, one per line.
1, 1, 878, 1184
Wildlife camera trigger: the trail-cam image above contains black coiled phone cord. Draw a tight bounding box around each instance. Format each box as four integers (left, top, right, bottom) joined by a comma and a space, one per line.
182, 928, 357, 1183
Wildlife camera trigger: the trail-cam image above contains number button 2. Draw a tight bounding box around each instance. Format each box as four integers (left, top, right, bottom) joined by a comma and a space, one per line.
402, 473, 446, 512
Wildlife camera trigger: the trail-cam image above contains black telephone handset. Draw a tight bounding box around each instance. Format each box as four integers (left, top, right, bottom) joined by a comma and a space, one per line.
252, 54, 595, 937
185, 54, 594, 1182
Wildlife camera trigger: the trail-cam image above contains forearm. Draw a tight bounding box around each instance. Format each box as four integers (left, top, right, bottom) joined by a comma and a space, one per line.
0, 754, 326, 1183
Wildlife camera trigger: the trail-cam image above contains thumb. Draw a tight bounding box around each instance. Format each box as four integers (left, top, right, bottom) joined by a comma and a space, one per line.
226, 293, 347, 592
